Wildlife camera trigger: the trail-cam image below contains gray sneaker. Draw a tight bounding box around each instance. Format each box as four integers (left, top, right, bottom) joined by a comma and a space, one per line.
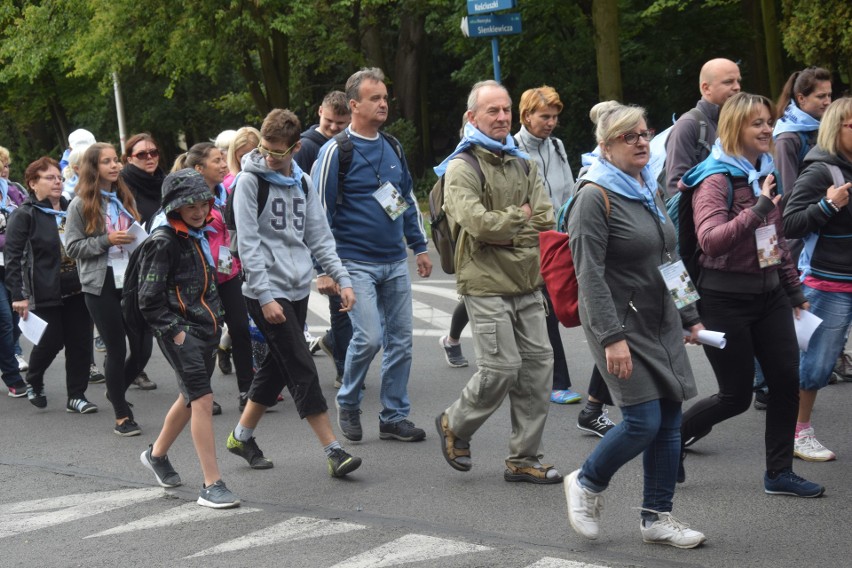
439, 336, 468, 368
140, 445, 181, 487
197, 480, 240, 509
336, 401, 363, 441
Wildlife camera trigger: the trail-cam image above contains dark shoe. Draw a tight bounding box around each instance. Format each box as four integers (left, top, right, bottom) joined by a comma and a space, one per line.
66, 397, 98, 414
379, 419, 426, 442
7, 381, 28, 398
504, 462, 563, 484
577, 408, 616, 438
336, 401, 363, 442
140, 445, 181, 487
238, 392, 248, 412
226, 431, 273, 469
753, 390, 768, 411
27, 385, 46, 408
197, 480, 240, 509
436, 413, 471, 471
318, 333, 334, 359
764, 469, 824, 498
133, 371, 157, 390
439, 335, 468, 368
327, 447, 362, 477
217, 348, 233, 375
308, 336, 322, 355
212, 401, 222, 416
114, 419, 142, 437
89, 364, 105, 384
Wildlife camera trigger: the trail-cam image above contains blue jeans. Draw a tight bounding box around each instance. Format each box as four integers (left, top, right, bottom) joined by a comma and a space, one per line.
337, 259, 412, 424
0, 279, 24, 387
579, 398, 682, 520
799, 285, 852, 391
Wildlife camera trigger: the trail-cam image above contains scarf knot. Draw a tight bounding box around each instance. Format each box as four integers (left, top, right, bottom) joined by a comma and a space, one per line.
434, 123, 529, 177
579, 156, 664, 223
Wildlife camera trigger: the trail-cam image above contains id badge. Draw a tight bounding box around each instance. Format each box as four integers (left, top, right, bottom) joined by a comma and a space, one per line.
217, 245, 233, 275
755, 225, 781, 268
658, 259, 699, 309
372, 181, 409, 221
112, 256, 128, 289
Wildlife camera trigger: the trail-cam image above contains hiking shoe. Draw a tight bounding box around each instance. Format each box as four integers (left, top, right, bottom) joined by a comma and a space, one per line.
753, 390, 768, 410
640, 511, 706, 549
764, 468, 824, 498
439, 335, 468, 368
89, 364, 105, 384
15, 354, 28, 372
379, 419, 426, 442
327, 447, 362, 478
565, 469, 603, 540
318, 333, 334, 359
94, 335, 106, 352
140, 445, 181, 487
577, 408, 616, 438
197, 480, 240, 509
114, 419, 142, 437
551, 389, 582, 404
66, 397, 98, 414
217, 347, 233, 375
133, 371, 157, 390
8, 381, 28, 398
212, 401, 222, 416
794, 428, 836, 462
226, 431, 273, 469
27, 385, 46, 408
336, 402, 363, 441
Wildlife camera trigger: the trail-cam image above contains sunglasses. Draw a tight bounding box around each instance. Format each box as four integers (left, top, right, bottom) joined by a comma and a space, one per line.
257, 141, 298, 160
616, 130, 655, 145
133, 149, 160, 160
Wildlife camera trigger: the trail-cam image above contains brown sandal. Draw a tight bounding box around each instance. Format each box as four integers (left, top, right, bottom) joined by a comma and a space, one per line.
504, 462, 563, 484
436, 413, 471, 472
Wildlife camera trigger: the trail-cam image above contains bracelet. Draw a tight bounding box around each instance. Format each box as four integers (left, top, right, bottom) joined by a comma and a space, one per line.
825, 198, 840, 213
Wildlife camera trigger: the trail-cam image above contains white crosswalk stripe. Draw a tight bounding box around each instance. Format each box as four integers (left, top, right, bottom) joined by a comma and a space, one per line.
84, 502, 262, 538
524, 558, 610, 568
326, 533, 490, 568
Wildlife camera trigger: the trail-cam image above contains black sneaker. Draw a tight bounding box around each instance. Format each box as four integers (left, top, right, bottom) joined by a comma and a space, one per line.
212, 401, 222, 416
27, 385, 46, 408
379, 419, 426, 442
217, 348, 233, 375
226, 431, 273, 469
764, 468, 824, 498
336, 402, 363, 441
89, 364, 105, 384
327, 448, 362, 478
753, 390, 768, 410
114, 419, 142, 437
140, 445, 181, 487
67, 397, 98, 414
577, 408, 616, 438
133, 371, 157, 390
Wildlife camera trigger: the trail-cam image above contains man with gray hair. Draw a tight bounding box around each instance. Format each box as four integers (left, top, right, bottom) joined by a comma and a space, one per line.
312, 67, 432, 443
434, 80, 560, 484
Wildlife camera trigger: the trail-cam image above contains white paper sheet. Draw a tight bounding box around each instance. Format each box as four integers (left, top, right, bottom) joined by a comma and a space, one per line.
683, 329, 727, 349
18, 312, 47, 346
122, 222, 149, 254
794, 310, 823, 352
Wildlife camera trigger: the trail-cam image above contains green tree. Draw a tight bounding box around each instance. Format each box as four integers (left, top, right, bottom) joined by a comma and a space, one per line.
781, 0, 852, 82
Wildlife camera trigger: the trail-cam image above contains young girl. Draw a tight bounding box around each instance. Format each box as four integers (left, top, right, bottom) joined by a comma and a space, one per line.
137, 168, 238, 509
66, 143, 146, 436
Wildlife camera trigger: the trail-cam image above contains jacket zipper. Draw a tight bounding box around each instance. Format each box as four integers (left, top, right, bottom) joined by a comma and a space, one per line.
621, 290, 637, 328
193, 240, 218, 335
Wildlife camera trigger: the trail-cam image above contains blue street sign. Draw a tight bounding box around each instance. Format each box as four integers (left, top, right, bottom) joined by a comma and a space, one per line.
461, 13, 522, 38
467, 0, 516, 15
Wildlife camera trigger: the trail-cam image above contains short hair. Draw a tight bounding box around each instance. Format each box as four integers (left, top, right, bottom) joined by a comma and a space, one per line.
63, 143, 93, 180
345, 68, 385, 103
322, 91, 350, 116
260, 109, 301, 145
589, 100, 646, 144
0, 145, 9, 165
227, 126, 261, 173
24, 156, 60, 192
214, 130, 237, 153
172, 142, 217, 173
518, 86, 563, 121
776, 67, 832, 117
817, 97, 852, 156
717, 92, 776, 157
122, 133, 159, 164
467, 80, 507, 113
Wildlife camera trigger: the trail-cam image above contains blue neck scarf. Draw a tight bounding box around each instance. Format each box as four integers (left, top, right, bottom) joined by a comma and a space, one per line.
706, 140, 775, 196
187, 225, 215, 268
0, 178, 8, 211
34, 204, 67, 227
255, 158, 304, 188
213, 183, 227, 208
100, 189, 134, 228
579, 155, 665, 223
773, 101, 820, 137
434, 123, 530, 176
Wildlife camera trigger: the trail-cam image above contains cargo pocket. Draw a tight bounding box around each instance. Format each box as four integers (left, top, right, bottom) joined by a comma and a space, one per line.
475, 321, 499, 355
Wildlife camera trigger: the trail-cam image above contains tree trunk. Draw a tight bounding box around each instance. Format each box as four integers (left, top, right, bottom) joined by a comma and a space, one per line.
591, 0, 622, 101
394, 7, 426, 172
742, 0, 770, 98
760, 0, 784, 99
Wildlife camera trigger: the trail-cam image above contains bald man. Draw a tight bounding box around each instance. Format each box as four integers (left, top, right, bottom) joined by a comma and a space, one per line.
663, 58, 741, 198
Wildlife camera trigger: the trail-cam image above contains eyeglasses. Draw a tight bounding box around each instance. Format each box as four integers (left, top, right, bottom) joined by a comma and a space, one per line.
257, 141, 298, 160
133, 149, 160, 160
39, 175, 62, 182
616, 129, 655, 145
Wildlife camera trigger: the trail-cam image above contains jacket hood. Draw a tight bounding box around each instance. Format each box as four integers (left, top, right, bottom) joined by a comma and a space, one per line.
242, 148, 279, 177
301, 125, 328, 145
802, 145, 852, 173
161, 168, 215, 216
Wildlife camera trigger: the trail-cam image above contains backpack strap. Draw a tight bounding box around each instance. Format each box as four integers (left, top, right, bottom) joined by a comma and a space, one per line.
332, 131, 405, 206
686, 107, 711, 162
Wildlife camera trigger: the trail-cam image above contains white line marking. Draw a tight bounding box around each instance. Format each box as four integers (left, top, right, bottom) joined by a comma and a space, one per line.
85, 503, 262, 538
187, 516, 366, 558
525, 558, 612, 568
410, 283, 460, 301
327, 533, 490, 567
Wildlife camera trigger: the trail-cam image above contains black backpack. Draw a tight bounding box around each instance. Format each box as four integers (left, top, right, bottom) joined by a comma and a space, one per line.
121, 228, 180, 331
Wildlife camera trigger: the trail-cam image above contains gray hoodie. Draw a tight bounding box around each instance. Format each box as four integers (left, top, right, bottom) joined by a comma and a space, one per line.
235, 150, 351, 305
514, 125, 575, 217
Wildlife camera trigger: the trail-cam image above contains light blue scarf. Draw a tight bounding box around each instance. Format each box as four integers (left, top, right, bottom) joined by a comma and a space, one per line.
255, 158, 304, 188
187, 225, 216, 268
708, 139, 775, 196
579, 155, 665, 223
0, 178, 8, 211
213, 183, 227, 208
773, 101, 820, 137
434, 123, 530, 176
100, 189, 134, 228
34, 205, 67, 227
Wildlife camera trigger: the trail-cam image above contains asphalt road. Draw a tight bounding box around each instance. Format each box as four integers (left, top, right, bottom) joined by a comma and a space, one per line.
0, 253, 849, 568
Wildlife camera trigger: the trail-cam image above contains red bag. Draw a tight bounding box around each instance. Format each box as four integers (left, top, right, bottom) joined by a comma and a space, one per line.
539, 184, 610, 328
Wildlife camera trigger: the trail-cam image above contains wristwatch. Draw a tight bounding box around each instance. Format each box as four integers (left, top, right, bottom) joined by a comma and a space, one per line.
825, 198, 840, 213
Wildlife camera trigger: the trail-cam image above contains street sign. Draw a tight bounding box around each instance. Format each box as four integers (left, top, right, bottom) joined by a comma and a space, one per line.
466, 0, 516, 15
460, 13, 522, 38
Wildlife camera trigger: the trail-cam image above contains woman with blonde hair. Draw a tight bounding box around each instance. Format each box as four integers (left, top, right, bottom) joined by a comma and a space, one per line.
225, 126, 260, 190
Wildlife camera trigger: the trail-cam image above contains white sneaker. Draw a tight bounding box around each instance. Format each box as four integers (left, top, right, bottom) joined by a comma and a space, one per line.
565, 469, 603, 540
640, 511, 706, 549
15, 354, 28, 372
794, 428, 836, 462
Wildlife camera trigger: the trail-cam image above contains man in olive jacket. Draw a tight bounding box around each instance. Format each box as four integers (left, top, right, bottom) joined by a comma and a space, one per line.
434, 80, 561, 484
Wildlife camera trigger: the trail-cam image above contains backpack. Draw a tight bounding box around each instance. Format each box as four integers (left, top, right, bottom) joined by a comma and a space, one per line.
121, 228, 180, 332
656, 107, 712, 190
428, 151, 482, 274
333, 131, 405, 206
539, 182, 611, 328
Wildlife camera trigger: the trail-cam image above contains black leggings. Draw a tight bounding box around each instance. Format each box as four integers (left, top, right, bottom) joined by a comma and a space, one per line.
449, 300, 468, 340
217, 276, 253, 392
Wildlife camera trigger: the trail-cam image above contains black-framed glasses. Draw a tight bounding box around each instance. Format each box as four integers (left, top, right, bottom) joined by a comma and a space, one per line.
616, 129, 655, 145
257, 141, 298, 160
133, 149, 160, 160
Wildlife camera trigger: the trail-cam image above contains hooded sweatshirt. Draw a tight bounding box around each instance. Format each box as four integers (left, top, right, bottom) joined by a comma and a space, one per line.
514, 125, 574, 216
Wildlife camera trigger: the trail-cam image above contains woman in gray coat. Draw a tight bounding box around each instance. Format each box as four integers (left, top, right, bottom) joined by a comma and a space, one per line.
564, 101, 706, 549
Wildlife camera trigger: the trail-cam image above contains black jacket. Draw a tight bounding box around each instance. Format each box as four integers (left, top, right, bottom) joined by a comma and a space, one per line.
4, 194, 82, 310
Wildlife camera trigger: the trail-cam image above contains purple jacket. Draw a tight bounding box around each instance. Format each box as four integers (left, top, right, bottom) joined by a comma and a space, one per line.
0, 181, 28, 252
